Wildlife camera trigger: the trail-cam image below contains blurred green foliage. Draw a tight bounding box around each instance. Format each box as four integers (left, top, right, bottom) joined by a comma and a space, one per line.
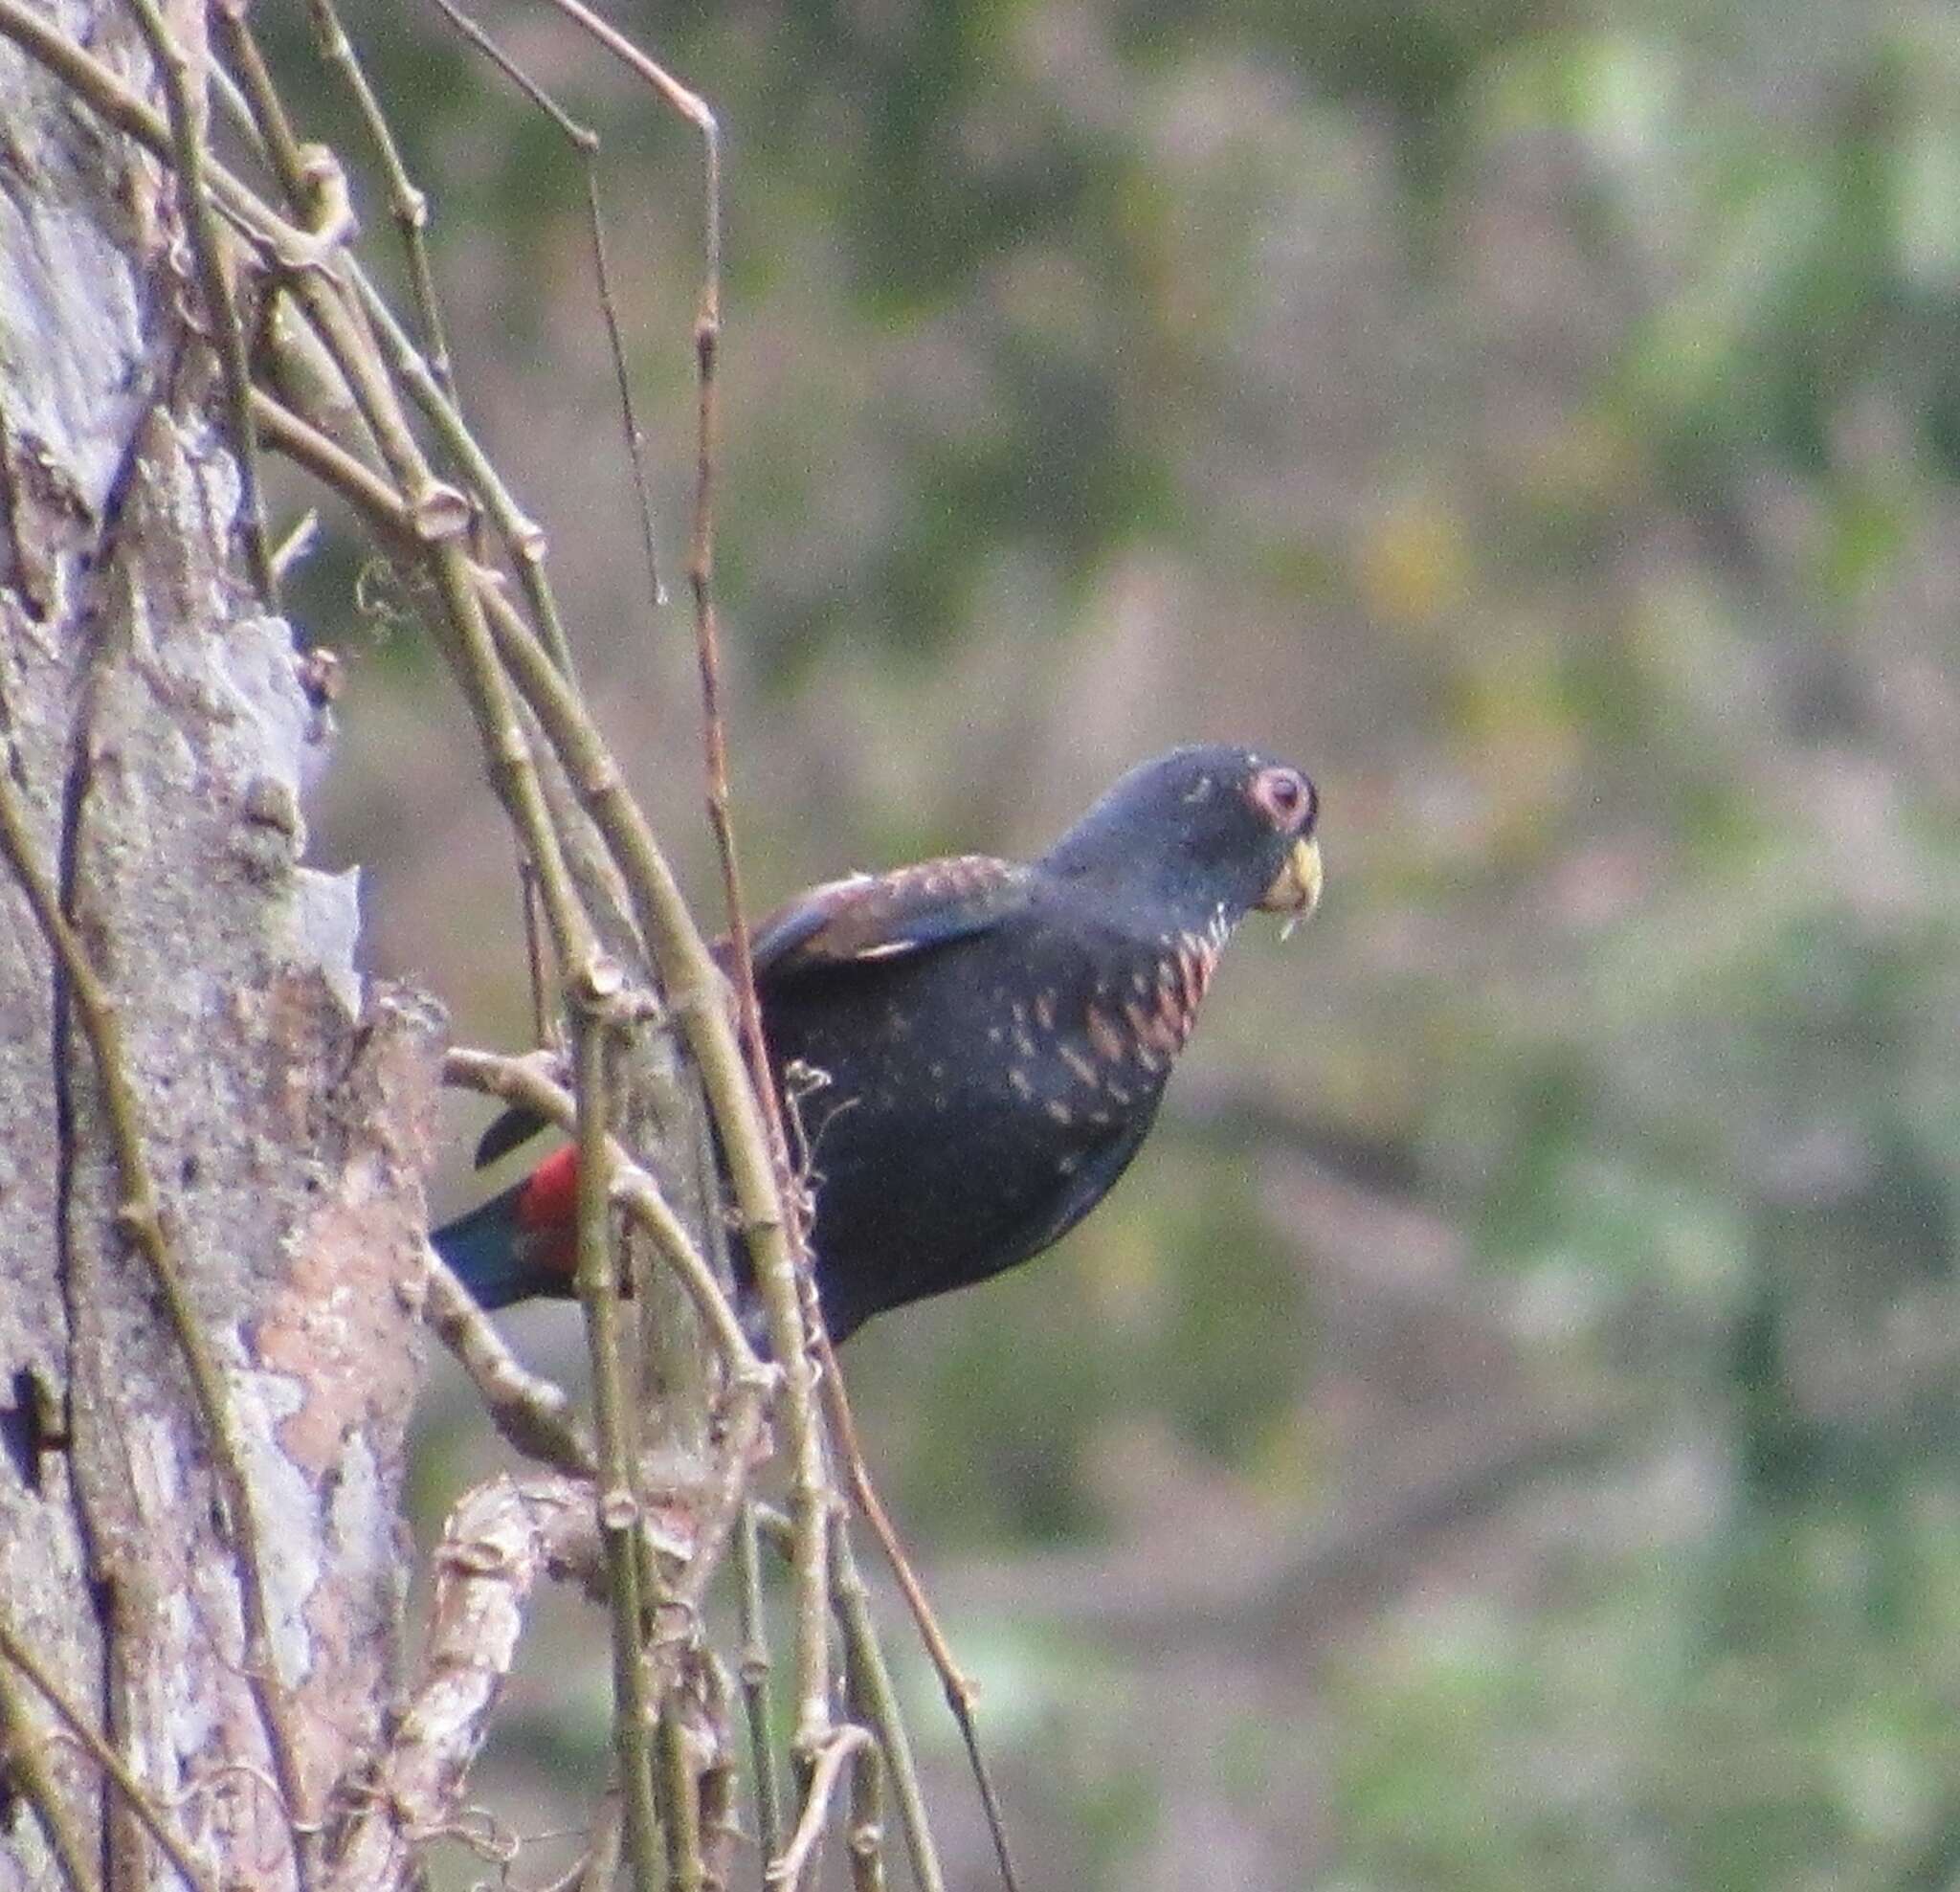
309, 0, 1960, 1883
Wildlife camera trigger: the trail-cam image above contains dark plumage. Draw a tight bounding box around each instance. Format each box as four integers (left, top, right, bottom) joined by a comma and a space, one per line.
434, 745, 1322, 1341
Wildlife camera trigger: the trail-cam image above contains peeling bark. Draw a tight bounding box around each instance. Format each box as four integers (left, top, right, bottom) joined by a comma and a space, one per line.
0, 12, 441, 1888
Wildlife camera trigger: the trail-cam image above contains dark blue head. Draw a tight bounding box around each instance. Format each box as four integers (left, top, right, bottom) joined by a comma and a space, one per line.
1038, 746, 1322, 934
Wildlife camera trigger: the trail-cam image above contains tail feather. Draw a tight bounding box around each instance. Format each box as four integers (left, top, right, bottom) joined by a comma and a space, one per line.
432, 1174, 566, 1310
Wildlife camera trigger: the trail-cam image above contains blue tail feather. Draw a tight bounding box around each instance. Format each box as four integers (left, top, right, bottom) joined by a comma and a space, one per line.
431, 1180, 537, 1311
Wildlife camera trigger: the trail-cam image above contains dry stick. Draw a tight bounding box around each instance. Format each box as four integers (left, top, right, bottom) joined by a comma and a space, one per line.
121, 0, 277, 605
521, 854, 558, 1053
323, 1472, 579, 1892
0, 761, 318, 1878
571, 1013, 664, 1892
420, 1251, 596, 1475
0, 1614, 214, 1892
845, 1733, 886, 1892
768, 1726, 872, 1891
746, 1504, 944, 1892
816, 1343, 1020, 1892
690, 1088, 783, 1870
589, 163, 666, 609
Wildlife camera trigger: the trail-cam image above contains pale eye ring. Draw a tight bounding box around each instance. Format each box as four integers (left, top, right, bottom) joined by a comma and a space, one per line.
1250, 765, 1314, 830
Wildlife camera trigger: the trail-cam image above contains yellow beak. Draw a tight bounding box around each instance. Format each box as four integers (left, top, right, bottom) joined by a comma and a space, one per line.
1258, 835, 1323, 929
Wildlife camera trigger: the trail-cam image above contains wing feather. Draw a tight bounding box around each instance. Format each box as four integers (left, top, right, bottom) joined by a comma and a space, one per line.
475, 855, 1032, 1169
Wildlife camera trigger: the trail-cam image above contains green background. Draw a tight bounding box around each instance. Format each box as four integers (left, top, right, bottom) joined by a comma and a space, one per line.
285, 0, 1960, 1883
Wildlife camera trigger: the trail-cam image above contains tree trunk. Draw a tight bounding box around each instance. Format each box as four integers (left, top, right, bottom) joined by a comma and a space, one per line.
0, 10, 441, 1886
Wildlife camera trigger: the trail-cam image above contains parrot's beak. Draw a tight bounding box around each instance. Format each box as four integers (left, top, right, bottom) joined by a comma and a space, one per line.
1258, 835, 1323, 938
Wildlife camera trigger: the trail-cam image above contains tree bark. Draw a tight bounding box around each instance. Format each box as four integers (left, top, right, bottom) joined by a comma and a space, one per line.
0, 10, 441, 1886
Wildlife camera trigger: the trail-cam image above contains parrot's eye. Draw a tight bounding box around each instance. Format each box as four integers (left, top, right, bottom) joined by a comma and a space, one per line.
1250, 766, 1314, 831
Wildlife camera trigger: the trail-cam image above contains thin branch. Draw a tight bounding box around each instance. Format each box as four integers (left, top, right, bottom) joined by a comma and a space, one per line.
421, 1250, 595, 1475
303, 0, 458, 398
0, 1654, 106, 1892
829, 1519, 945, 1892
210, 6, 311, 206
837, 1546, 892, 1892
429, 0, 668, 612
341, 261, 578, 679
736, 1503, 785, 1865
518, 852, 559, 1053
767, 1725, 872, 1890
590, 163, 667, 610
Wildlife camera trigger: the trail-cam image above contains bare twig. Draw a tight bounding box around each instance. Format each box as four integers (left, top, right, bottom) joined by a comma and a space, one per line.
768, 1725, 873, 1890
303, 0, 457, 398
209, 7, 310, 205
420, 1251, 595, 1475
590, 162, 667, 610
322, 1474, 590, 1892
837, 1530, 894, 1892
